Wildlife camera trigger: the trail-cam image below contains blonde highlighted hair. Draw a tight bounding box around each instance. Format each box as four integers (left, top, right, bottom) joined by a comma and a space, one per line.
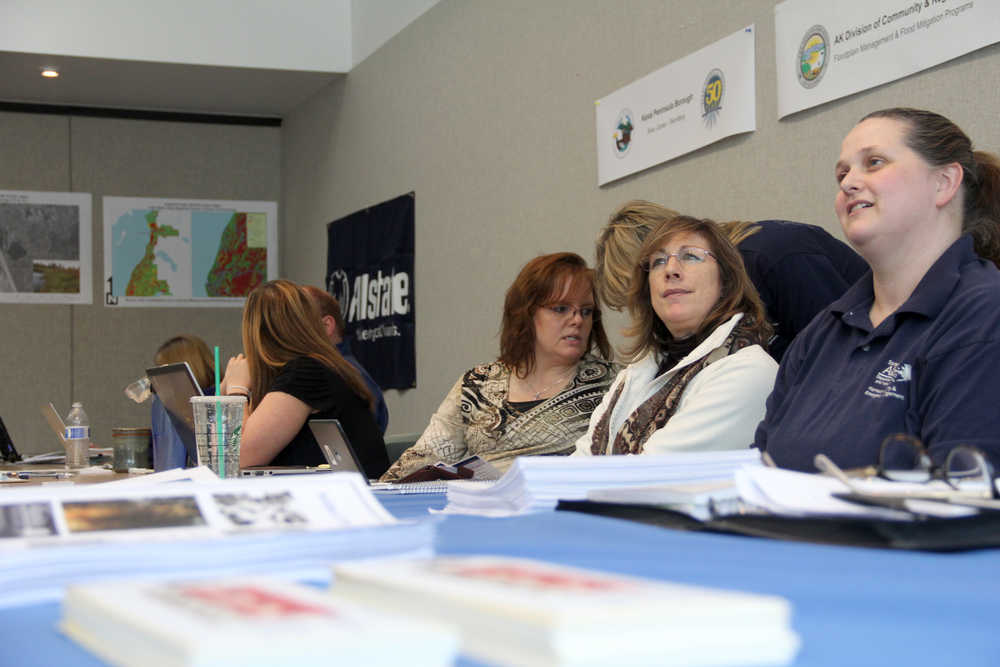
595, 200, 762, 311
241, 280, 373, 413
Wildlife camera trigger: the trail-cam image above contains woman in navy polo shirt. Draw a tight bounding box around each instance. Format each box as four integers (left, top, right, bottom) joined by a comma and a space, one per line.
755, 108, 1000, 472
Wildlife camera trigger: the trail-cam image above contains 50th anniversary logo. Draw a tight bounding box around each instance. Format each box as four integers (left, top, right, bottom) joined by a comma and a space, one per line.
612, 65, 730, 156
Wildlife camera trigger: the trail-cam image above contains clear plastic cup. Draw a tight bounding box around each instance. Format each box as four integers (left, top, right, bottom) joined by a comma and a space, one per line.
190, 396, 246, 478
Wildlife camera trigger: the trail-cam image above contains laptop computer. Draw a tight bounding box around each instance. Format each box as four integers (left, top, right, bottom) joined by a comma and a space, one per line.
145, 362, 203, 466
0, 415, 19, 463
241, 419, 368, 480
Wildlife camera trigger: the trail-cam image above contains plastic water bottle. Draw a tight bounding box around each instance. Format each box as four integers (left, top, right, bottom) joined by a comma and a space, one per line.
64, 402, 90, 469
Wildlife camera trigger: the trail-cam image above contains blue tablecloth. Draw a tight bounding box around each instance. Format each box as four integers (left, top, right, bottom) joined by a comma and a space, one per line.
7, 490, 1000, 666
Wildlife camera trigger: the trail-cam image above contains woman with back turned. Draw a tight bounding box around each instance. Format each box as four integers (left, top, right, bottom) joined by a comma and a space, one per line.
222, 280, 389, 478
755, 108, 1000, 471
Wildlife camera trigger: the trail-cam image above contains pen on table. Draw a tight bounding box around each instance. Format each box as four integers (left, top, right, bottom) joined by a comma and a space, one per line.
4, 471, 73, 480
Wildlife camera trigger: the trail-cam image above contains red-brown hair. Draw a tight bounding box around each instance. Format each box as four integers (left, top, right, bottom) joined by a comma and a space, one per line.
499, 252, 611, 375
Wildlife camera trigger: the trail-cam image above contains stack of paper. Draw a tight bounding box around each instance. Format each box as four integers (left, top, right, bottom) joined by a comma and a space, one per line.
63, 577, 458, 667
0, 473, 433, 608
586, 478, 741, 520
332, 555, 800, 667
734, 466, 977, 520
442, 449, 762, 516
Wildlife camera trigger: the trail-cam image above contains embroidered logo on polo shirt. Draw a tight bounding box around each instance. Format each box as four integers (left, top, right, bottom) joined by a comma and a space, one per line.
864, 360, 911, 400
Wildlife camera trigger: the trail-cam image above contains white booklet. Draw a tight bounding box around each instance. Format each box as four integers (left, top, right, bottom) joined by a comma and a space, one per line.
441, 449, 762, 516
62, 577, 458, 667
332, 555, 800, 667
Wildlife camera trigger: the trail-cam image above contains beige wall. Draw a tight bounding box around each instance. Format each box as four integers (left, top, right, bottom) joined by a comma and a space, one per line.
281, 0, 1000, 438
0, 112, 280, 454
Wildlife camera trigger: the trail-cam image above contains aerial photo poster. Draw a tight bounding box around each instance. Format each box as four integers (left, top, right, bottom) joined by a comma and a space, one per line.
0, 190, 92, 305
103, 197, 278, 307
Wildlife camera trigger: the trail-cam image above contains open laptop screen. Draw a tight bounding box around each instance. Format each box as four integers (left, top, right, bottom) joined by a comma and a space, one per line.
240, 419, 368, 481
146, 362, 204, 465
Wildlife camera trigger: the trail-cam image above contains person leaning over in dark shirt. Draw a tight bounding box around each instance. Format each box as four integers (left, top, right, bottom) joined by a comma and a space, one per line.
302, 285, 389, 433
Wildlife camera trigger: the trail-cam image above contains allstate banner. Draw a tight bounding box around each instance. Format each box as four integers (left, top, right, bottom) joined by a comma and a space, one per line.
326, 192, 415, 389
775, 0, 999, 119
595, 26, 756, 186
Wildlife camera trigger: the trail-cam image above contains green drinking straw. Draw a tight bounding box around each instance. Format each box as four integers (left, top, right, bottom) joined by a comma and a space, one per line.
214, 346, 224, 478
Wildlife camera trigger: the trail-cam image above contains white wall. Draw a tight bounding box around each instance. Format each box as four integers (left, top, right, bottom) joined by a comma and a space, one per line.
2, 0, 353, 71
351, 0, 440, 67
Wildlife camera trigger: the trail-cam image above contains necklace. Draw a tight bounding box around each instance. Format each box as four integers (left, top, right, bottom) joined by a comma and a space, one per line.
522, 365, 577, 400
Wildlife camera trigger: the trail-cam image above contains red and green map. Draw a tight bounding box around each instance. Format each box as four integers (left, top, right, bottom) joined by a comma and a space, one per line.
106, 198, 275, 305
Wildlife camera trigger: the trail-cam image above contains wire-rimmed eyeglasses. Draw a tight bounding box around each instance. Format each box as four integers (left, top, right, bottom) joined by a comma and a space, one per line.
542, 303, 597, 320
815, 434, 996, 502
643, 246, 715, 275
877, 434, 994, 496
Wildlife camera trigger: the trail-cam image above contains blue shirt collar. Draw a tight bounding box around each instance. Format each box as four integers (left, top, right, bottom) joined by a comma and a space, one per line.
830, 235, 974, 325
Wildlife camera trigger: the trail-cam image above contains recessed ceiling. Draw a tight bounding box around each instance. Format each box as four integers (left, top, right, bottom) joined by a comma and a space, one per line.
0, 50, 341, 119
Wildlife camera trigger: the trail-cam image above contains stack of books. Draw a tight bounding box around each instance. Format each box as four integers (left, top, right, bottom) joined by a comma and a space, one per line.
0, 473, 432, 608
442, 449, 762, 516
62, 577, 458, 667
332, 555, 800, 666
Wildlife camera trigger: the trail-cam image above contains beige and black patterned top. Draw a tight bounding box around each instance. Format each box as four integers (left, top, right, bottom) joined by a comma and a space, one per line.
379, 354, 619, 482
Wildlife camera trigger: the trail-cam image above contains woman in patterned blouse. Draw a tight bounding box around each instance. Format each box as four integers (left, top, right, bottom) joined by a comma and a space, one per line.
380, 252, 619, 481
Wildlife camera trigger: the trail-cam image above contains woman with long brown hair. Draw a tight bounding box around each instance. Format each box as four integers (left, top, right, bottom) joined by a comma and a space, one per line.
595, 201, 867, 361
579, 216, 777, 456
222, 279, 389, 477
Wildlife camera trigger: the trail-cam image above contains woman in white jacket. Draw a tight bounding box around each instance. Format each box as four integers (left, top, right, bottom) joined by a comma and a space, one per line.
577, 216, 777, 456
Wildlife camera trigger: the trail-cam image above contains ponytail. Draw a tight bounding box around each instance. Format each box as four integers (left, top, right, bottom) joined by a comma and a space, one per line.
966, 151, 1000, 269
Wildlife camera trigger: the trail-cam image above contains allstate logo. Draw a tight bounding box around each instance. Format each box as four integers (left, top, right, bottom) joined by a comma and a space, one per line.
797, 25, 829, 89
702, 68, 724, 128
327, 269, 350, 307
613, 109, 634, 158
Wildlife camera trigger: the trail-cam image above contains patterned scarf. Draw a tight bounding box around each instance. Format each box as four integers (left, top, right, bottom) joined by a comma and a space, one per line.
591, 320, 763, 455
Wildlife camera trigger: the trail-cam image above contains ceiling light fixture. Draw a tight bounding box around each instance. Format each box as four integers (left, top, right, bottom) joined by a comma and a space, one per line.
40, 66, 60, 78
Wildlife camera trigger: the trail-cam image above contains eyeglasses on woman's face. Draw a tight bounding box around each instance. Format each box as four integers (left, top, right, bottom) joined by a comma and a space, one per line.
644, 246, 715, 275
542, 304, 596, 320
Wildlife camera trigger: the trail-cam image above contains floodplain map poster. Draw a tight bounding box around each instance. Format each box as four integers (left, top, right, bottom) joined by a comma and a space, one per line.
103, 197, 278, 307
0, 190, 92, 304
